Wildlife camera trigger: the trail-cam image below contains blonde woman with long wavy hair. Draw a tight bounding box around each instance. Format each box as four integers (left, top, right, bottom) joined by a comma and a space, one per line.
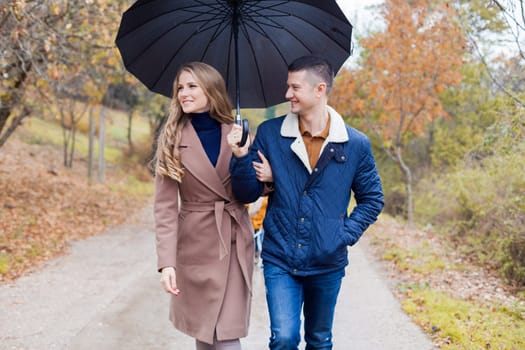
153, 62, 254, 350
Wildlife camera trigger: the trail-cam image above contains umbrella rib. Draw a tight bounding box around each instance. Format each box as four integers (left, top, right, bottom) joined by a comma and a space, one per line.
244, 15, 312, 53
199, 19, 232, 60
122, 12, 227, 69
238, 21, 274, 106
238, 3, 311, 51
162, 30, 232, 89
117, 3, 228, 41
225, 23, 234, 100
149, 17, 228, 89
243, 0, 288, 14
243, 2, 351, 54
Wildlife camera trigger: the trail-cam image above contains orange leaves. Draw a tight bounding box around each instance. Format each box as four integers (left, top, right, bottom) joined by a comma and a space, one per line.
0, 136, 150, 282
353, 99, 366, 114
49, 66, 60, 80
332, 0, 465, 146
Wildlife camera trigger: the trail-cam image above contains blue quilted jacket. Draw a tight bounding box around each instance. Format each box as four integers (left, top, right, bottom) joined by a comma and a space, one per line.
230, 107, 384, 276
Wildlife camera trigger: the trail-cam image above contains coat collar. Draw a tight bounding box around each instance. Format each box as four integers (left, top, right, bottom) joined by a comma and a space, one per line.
179, 122, 232, 200
280, 105, 349, 143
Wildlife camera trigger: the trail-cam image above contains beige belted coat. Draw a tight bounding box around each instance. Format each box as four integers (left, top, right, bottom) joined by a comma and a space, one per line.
154, 122, 254, 344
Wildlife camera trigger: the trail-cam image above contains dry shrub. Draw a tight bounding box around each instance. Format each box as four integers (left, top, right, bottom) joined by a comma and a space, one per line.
383, 188, 407, 219
415, 148, 525, 287
502, 219, 525, 286
117, 136, 156, 181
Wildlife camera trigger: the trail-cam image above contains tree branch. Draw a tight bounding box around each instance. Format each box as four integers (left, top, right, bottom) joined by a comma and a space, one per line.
468, 29, 525, 106
455, 4, 525, 107
492, 0, 525, 31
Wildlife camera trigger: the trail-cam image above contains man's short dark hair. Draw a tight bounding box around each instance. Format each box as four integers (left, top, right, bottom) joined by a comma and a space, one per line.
288, 55, 334, 93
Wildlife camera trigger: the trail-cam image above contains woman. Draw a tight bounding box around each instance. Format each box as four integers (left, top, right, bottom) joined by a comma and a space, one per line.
153, 62, 254, 350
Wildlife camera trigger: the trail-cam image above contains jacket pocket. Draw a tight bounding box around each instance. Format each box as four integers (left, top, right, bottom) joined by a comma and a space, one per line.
310, 217, 348, 267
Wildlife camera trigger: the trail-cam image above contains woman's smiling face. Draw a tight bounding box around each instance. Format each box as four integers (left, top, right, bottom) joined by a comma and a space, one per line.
177, 71, 210, 114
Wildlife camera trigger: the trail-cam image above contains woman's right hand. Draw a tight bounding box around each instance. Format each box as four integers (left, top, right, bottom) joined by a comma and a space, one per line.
160, 267, 180, 296
227, 124, 251, 158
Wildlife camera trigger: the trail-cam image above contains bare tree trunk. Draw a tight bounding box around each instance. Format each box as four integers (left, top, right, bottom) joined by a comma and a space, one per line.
427, 119, 435, 168
88, 107, 95, 181
394, 145, 414, 227
0, 107, 31, 147
59, 106, 70, 167
0, 59, 30, 142
59, 99, 89, 168
98, 106, 106, 183
68, 122, 77, 168
0, 106, 10, 135
127, 109, 133, 152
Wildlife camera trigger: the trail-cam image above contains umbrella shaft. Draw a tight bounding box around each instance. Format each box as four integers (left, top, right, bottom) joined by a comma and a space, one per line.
232, 1, 241, 121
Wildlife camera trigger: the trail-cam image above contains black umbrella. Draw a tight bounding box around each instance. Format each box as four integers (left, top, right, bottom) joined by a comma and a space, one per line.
115, 0, 352, 144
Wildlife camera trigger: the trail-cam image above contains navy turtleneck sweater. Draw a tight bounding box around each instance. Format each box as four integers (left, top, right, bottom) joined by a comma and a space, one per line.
190, 112, 221, 166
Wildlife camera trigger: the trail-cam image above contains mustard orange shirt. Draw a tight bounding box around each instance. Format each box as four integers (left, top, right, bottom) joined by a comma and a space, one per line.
299, 115, 331, 169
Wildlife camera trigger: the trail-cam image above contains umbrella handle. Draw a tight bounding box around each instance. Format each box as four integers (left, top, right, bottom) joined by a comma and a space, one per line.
237, 118, 249, 147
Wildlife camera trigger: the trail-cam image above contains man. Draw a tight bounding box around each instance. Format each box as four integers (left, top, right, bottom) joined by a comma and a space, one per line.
228, 55, 384, 349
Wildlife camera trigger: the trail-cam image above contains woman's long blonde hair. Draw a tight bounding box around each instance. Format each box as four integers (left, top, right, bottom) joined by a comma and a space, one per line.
155, 62, 234, 182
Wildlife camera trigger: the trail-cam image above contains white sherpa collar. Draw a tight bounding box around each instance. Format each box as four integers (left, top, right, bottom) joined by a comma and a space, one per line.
280, 106, 349, 143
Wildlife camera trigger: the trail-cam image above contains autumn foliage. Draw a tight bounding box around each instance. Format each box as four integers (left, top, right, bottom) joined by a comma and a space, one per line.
331, 0, 466, 223
0, 0, 131, 147
334, 0, 465, 139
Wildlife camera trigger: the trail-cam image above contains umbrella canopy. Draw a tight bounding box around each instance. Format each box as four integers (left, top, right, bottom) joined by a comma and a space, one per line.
115, 0, 352, 110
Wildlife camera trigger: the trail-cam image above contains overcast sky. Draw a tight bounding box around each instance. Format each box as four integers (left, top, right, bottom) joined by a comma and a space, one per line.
336, 0, 383, 32
335, 0, 521, 63
335, 0, 384, 67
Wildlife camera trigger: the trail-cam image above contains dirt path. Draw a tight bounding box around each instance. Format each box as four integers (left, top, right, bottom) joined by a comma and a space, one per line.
0, 204, 435, 350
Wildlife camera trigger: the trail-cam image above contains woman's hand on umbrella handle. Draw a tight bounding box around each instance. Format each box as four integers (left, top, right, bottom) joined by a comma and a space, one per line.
160, 267, 180, 296
227, 124, 250, 157
253, 150, 273, 183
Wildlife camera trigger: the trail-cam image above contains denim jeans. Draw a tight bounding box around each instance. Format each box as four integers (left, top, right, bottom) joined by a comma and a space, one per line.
254, 228, 264, 254
263, 262, 345, 350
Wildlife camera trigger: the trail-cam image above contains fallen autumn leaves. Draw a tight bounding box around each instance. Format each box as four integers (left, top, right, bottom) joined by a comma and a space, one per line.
0, 135, 151, 282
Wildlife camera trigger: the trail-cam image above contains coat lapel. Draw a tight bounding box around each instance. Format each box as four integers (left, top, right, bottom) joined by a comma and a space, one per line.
179, 121, 231, 200
215, 123, 233, 185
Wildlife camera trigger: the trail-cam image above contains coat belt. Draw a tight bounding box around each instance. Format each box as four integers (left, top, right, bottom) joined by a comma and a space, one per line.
180, 199, 252, 291
180, 200, 247, 260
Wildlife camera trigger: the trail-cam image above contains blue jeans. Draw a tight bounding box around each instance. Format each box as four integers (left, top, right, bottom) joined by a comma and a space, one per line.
254, 228, 264, 254
263, 263, 345, 350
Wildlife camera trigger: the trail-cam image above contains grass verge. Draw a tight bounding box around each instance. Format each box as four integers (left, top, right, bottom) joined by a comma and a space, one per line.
365, 216, 525, 349
402, 288, 525, 349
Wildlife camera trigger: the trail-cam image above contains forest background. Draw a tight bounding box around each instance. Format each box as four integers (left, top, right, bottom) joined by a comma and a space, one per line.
1, 0, 524, 349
